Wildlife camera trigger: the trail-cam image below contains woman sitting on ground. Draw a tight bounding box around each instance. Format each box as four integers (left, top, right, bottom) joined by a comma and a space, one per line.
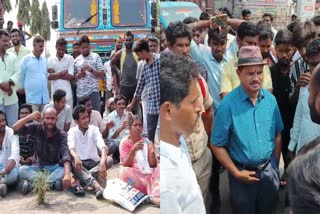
118, 115, 159, 206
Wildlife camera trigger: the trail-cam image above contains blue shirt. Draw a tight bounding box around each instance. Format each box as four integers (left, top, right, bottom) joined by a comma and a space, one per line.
20, 53, 49, 104
211, 86, 284, 167
190, 40, 231, 110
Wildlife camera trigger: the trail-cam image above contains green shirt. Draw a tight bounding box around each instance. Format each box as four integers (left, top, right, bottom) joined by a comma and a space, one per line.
0, 52, 21, 105
7, 45, 31, 66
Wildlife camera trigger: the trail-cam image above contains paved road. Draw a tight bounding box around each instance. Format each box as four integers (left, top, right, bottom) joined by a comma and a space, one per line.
207, 156, 288, 214
0, 164, 159, 214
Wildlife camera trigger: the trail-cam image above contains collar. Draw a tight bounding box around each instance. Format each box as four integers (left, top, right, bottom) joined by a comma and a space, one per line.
238, 85, 265, 103
160, 140, 184, 165
32, 52, 43, 59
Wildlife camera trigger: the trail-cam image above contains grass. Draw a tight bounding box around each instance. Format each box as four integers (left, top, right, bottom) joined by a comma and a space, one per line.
32, 170, 50, 206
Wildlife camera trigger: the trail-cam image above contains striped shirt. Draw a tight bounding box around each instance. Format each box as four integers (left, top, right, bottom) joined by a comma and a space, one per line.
289, 57, 309, 95
134, 54, 160, 115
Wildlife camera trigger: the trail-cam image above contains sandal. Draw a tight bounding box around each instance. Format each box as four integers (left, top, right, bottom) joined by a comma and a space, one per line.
95, 188, 104, 200
69, 184, 85, 197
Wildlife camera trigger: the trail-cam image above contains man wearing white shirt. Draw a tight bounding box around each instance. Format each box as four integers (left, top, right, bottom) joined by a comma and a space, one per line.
48, 38, 74, 108
106, 94, 130, 162
68, 105, 113, 199
160, 52, 205, 214
0, 111, 20, 197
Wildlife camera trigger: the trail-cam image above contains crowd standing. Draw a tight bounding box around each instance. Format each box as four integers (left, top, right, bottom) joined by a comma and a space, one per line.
0, 19, 160, 206
160, 9, 320, 214
1, 7, 320, 214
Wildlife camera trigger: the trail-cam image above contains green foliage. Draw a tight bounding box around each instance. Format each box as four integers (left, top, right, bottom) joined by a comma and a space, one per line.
17, 0, 31, 25
3, 0, 12, 13
30, 0, 41, 35
40, 1, 50, 41
32, 170, 50, 205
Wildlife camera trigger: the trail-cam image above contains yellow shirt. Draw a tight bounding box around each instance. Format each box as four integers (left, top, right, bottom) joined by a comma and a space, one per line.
7, 45, 31, 65
220, 56, 273, 94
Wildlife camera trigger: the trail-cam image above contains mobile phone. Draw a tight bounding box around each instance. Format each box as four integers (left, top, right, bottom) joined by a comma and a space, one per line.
210, 14, 227, 28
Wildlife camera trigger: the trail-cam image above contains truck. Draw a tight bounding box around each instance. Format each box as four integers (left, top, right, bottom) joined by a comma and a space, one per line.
52, 0, 156, 61
160, 1, 202, 28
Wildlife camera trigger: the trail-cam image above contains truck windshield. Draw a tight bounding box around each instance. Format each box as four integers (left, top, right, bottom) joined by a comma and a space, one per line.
111, 0, 147, 26
63, 0, 99, 28
161, 6, 202, 26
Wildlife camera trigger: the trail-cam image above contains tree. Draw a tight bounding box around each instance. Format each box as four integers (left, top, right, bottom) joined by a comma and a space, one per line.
17, 0, 31, 25
40, 1, 50, 41
30, 0, 41, 35
3, 0, 11, 13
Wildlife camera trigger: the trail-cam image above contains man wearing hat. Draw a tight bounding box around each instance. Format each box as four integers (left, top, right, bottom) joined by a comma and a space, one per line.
17, 21, 31, 47
211, 46, 283, 214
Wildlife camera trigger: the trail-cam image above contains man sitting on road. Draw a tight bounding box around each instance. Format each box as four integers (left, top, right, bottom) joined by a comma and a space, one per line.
0, 111, 20, 197
68, 105, 113, 199
13, 108, 72, 194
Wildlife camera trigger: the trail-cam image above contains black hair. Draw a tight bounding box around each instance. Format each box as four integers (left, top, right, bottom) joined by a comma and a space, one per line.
114, 94, 126, 104
73, 42, 79, 47
263, 13, 274, 22
128, 114, 142, 128
242, 9, 251, 17
306, 38, 320, 59
148, 37, 158, 44
312, 15, 320, 26
125, 31, 134, 40
78, 96, 90, 106
19, 104, 32, 115
56, 37, 68, 47
199, 12, 210, 21
0, 110, 4, 118
10, 28, 20, 36
237, 22, 259, 40
287, 20, 300, 33
160, 52, 199, 106
292, 21, 318, 49
218, 7, 233, 18
133, 39, 149, 53
274, 29, 293, 46
287, 139, 320, 214
166, 21, 192, 46
208, 26, 228, 44
7, 20, 13, 25
183, 16, 198, 24
257, 21, 274, 41
79, 35, 90, 45
53, 89, 66, 103
73, 105, 87, 120
0, 29, 10, 38
33, 36, 45, 45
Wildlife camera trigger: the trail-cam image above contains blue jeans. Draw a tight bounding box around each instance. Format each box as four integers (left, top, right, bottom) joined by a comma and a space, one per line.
0, 102, 18, 127
89, 92, 101, 113
19, 164, 65, 186
0, 164, 19, 185
229, 156, 280, 214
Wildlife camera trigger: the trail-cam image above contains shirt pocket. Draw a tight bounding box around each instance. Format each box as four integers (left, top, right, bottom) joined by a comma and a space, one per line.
259, 119, 274, 141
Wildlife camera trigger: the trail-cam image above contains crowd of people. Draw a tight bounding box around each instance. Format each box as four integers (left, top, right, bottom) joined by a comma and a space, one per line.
159, 9, 320, 214
1, 7, 320, 214
0, 19, 160, 206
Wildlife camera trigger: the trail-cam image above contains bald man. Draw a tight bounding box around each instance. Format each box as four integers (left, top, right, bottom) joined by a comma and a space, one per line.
309, 64, 320, 124
12, 108, 72, 195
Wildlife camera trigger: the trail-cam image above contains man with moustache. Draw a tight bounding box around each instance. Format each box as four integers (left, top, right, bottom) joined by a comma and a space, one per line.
20, 36, 49, 112
13, 108, 72, 194
211, 46, 283, 214
110, 36, 123, 60
270, 30, 296, 179
160, 52, 205, 214
0, 110, 20, 197
111, 31, 139, 105
74, 35, 105, 112
0, 29, 21, 127
7, 28, 31, 106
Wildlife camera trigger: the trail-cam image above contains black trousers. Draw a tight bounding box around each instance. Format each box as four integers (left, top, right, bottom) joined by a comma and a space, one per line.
147, 114, 159, 142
